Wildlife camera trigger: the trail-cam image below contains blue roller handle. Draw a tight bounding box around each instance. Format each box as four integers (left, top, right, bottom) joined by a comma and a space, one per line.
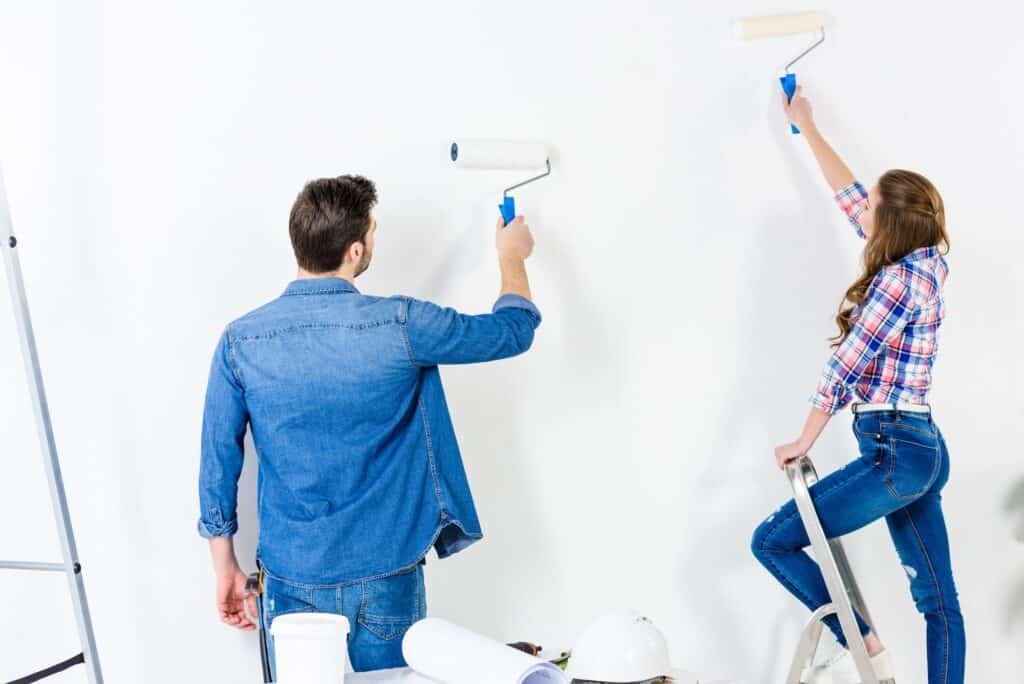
499, 196, 516, 226
780, 73, 800, 135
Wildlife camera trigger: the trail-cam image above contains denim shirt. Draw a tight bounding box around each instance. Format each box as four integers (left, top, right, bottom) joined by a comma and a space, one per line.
198, 278, 541, 585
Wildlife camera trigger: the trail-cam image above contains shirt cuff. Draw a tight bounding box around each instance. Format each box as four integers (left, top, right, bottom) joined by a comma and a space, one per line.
809, 385, 851, 415
492, 294, 542, 325
197, 508, 239, 539
834, 181, 869, 240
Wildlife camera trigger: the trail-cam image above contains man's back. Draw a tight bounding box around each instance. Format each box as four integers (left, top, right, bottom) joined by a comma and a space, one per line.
199, 277, 540, 584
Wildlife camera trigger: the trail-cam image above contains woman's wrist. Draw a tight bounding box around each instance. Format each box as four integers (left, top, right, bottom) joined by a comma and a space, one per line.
796, 433, 816, 454
797, 407, 832, 454
800, 121, 822, 143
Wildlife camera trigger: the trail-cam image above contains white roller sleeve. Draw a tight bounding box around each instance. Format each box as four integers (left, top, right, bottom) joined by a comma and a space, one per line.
450, 140, 548, 170
735, 11, 824, 40
402, 618, 568, 684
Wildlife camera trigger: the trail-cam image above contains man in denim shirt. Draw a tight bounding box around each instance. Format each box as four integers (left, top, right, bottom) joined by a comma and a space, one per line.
197, 175, 541, 673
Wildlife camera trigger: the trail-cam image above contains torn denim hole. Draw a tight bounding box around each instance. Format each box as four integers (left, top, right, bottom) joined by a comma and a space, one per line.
903, 564, 918, 580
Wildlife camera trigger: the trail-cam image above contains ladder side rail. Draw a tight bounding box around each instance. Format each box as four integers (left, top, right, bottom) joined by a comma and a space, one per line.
787, 457, 877, 684
0, 167, 103, 684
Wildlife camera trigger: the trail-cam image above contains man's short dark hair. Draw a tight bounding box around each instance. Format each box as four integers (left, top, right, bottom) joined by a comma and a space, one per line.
288, 175, 378, 273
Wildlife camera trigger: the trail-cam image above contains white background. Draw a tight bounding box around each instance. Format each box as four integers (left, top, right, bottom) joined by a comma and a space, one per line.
1, 1, 1022, 682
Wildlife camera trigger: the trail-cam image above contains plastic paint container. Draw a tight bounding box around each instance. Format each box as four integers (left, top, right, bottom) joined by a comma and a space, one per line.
270, 612, 350, 684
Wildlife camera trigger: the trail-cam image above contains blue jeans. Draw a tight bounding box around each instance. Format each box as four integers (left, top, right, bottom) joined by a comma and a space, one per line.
751, 410, 965, 684
260, 563, 426, 676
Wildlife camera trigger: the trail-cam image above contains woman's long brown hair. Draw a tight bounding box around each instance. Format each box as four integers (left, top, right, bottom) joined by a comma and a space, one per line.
832, 169, 949, 346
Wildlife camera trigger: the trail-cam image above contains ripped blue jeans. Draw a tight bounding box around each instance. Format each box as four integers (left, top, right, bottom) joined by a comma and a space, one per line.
260, 562, 426, 676
751, 410, 965, 684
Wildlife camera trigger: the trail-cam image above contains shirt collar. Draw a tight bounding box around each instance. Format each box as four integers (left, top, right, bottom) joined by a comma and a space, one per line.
902, 246, 939, 263
282, 277, 360, 297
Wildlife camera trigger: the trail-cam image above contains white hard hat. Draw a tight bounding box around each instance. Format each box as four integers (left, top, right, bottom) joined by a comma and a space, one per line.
565, 611, 676, 683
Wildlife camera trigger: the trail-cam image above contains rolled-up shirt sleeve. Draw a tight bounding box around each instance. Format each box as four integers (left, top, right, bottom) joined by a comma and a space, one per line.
197, 330, 248, 539
401, 294, 541, 366
835, 181, 870, 240
810, 271, 915, 414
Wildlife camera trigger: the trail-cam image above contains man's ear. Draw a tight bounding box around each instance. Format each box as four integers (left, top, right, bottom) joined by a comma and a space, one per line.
346, 241, 364, 265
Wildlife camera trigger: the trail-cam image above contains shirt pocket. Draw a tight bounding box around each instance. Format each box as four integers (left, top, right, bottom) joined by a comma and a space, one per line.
880, 422, 942, 500
356, 567, 424, 641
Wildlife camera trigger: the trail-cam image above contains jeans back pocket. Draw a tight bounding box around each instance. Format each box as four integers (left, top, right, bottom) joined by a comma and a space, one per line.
356, 566, 425, 642
881, 422, 941, 500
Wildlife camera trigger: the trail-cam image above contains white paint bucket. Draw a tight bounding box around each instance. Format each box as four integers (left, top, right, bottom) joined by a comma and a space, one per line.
270, 612, 350, 684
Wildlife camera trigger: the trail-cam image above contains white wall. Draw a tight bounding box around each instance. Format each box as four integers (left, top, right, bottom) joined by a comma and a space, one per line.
1, 1, 1021, 681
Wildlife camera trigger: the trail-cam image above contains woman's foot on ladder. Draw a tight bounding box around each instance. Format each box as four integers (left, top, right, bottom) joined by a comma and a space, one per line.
802, 634, 894, 683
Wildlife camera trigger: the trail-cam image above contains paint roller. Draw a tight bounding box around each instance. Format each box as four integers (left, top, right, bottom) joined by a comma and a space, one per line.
450, 140, 551, 226
735, 11, 825, 134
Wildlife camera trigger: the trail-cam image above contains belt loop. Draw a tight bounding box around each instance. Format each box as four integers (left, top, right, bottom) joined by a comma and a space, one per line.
893, 403, 901, 420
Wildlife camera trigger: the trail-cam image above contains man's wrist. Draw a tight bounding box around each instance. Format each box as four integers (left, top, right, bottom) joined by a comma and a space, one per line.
209, 536, 241, 576
498, 253, 526, 268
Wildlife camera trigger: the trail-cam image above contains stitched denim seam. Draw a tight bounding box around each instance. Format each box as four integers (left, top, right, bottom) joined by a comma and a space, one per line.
262, 562, 422, 590
880, 420, 937, 438
233, 321, 397, 342
398, 299, 418, 368
903, 506, 950, 684
361, 613, 413, 622
225, 331, 246, 388
358, 579, 367, 622
416, 567, 422, 619
358, 616, 413, 640
418, 398, 445, 508
282, 290, 358, 296
760, 548, 818, 609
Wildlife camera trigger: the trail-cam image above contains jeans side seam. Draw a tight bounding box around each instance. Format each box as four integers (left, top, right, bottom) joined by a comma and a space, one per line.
759, 548, 818, 609
903, 506, 950, 684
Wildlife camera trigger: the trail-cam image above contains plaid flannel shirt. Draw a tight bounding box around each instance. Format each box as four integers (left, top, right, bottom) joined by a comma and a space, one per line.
811, 182, 948, 414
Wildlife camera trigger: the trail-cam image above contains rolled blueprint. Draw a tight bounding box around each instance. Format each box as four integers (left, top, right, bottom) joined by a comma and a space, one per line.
402, 618, 567, 684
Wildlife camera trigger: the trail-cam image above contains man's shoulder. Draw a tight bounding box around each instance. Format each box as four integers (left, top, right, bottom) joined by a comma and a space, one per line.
223, 292, 411, 341
223, 297, 284, 338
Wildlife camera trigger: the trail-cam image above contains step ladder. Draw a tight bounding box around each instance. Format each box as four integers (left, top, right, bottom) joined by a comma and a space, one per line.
0, 167, 103, 684
784, 456, 892, 684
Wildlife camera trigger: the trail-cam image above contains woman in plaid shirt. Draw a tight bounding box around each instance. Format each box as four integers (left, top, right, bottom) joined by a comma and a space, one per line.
751, 87, 964, 684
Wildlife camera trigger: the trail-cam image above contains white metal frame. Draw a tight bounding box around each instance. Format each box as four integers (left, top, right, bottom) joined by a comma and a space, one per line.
784, 456, 891, 684
0, 166, 103, 683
